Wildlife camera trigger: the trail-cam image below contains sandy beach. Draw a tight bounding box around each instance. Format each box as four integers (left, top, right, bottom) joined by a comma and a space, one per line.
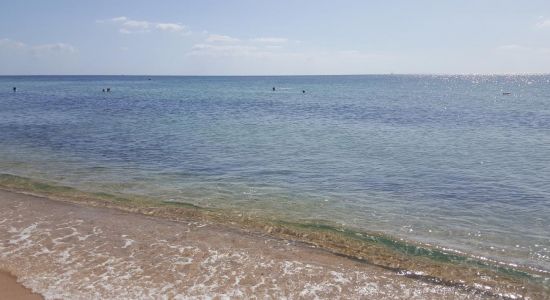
0, 270, 43, 300
0, 189, 490, 299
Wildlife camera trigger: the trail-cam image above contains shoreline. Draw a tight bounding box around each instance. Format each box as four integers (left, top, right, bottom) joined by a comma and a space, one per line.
0, 270, 43, 300
0, 176, 547, 298
0, 188, 490, 299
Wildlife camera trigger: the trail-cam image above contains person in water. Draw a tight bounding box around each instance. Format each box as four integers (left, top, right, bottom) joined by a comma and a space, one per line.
107, 88, 111, 92
272, 87, 276, 91
13, 87, 16, 92
102, 89, 105, 92
302, 90, 306, 94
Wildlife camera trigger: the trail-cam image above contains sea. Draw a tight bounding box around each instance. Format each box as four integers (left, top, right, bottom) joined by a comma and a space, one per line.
0, 75, 549, 296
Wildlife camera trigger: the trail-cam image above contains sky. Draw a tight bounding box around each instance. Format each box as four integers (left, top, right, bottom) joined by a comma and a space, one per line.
1, 0, 550, 75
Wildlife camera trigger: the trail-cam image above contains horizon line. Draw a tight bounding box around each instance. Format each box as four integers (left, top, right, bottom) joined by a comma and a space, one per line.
1, 73, 550, 77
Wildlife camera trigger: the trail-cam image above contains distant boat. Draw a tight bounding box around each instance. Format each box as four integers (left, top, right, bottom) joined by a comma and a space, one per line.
502, 92, 511, 95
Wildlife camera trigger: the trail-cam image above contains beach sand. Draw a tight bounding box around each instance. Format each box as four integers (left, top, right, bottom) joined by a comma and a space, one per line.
0, 189, 487, 299
0, 270, 43, 300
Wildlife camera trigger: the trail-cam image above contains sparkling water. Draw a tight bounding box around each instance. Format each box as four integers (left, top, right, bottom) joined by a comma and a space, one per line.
1, 75, 549, 273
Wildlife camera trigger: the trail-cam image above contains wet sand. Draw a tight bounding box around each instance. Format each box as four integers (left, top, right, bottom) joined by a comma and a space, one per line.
0, 270, 43, 300
0, 189, 488, 299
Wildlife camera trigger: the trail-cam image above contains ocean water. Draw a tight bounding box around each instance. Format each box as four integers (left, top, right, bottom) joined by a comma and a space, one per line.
0, 75, 549, 284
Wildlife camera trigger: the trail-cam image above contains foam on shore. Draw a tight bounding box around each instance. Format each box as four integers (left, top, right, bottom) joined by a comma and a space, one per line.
0, 173, 549, 299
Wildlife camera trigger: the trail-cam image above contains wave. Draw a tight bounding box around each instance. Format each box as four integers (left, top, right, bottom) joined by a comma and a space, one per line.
0, 173, 548, 299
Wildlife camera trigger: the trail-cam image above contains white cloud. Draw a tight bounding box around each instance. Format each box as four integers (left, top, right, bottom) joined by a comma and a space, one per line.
32, 43, 77, 53
0, 38, 26, 49
205, 34, 240, 43
252, 37, 288, 43
496, 44, 529, 51
122, 20, 150, 30
156, 23, 186, 32
184, 43, 397, 75
1, 38, 77, 55
187, 41, 392, 70
98, 16, 188, 34
265, 45, 283, 50
188, 43, 259, 57
116, 17, 151, 34
110, 16, 128, 22
188, 35, 292, 58
535, 18, 550, 29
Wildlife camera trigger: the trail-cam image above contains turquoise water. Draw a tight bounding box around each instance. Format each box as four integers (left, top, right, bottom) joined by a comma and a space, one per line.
1, 75, 549, 273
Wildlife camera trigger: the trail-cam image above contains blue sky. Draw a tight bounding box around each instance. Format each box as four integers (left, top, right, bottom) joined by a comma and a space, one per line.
1, 0, 550, 75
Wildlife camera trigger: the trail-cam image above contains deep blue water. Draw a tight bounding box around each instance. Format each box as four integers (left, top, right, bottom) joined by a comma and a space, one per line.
1, 75, 549, 271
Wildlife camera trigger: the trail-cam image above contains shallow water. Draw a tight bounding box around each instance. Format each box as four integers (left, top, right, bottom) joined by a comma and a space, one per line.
0, 190, 490, 299
0, 75, 549, 278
